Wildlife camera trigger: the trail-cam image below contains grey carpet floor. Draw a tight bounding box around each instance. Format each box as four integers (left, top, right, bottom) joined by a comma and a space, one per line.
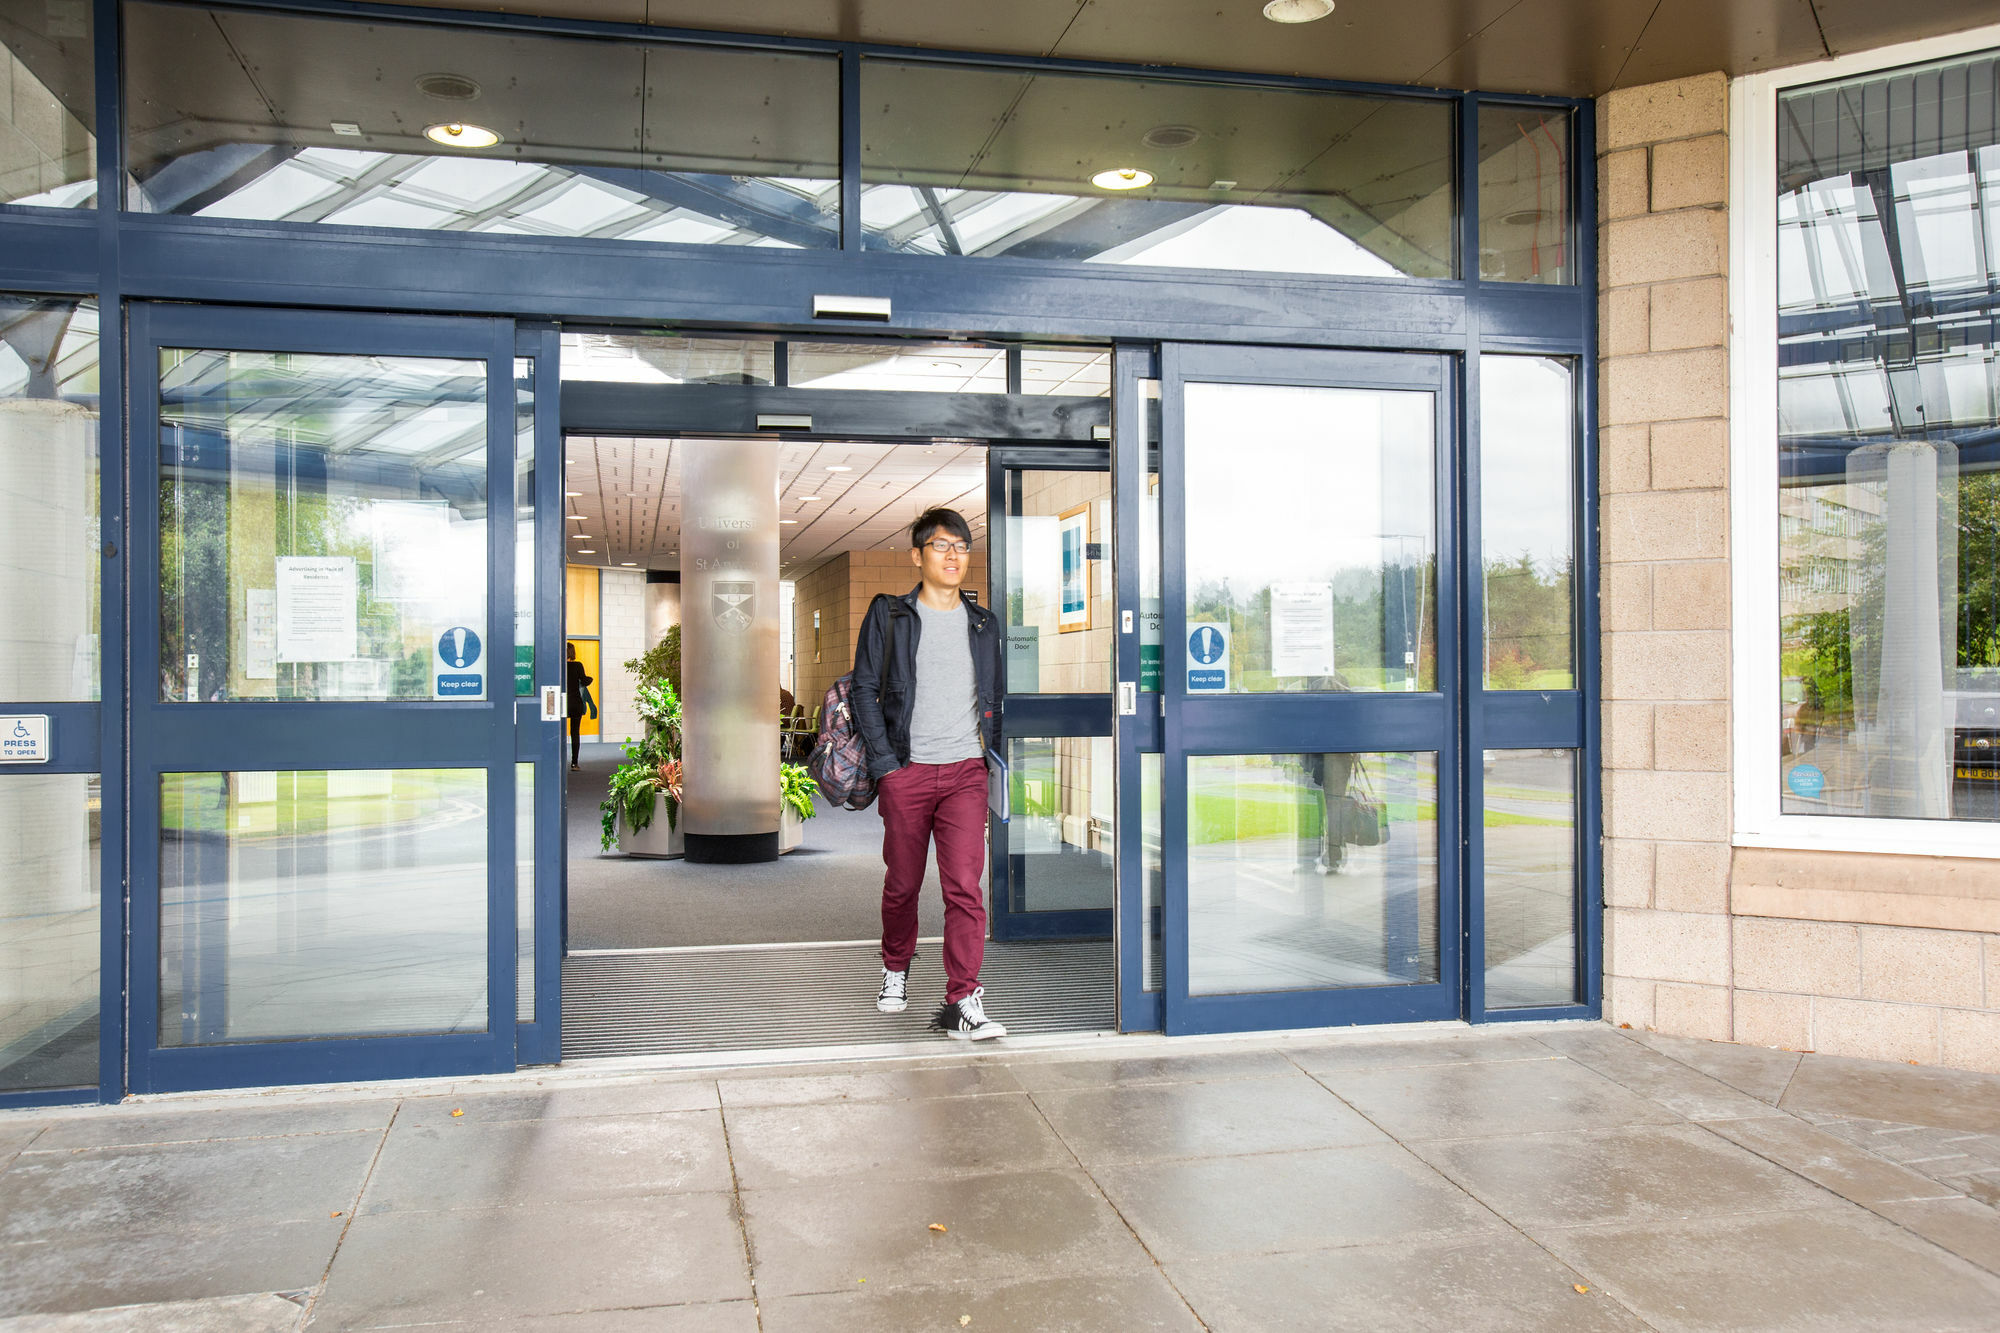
565, 743, 946, 949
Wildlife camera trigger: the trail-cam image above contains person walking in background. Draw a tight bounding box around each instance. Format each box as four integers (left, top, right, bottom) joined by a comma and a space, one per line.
851, 507, 1007, 1039
566, 642, 592, 771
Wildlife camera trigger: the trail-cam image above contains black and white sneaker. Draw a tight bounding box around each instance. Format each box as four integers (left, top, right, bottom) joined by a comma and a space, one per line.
876, 967, 908, 1013
931, 986, 1006, 1040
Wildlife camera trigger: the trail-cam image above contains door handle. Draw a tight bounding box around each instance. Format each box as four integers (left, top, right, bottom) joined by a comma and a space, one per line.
541, 685, 565, 722
1118, 681, 1137, 716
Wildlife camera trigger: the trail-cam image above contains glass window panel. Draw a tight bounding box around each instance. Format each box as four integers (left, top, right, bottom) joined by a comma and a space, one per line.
1006, 469, 1111, 694
1, 295, 99, 700
1188, 752, 1438, 996
0, 0, 95, 208
1140, 381, 1162, 692
788, 342, 1007, 394
559, 333, 773, 387
1482, 748, 1577, 1009
515, 358, 534, 697
1141, 751, 1162, 993
124, 5, 838, 248
157, 348, 488, 703
862, 59, 1453, 279
0, 771, 99, 1091
1776, 51, 2000, 821
1481, 356, 1574, 689
159, 768, 487, 1044
1006, 736, 1114, 913
516, 762, 533, 1023
1477, 104, 1574, 284
1185, 381, 1436, 693
1020, 347, 1111, 398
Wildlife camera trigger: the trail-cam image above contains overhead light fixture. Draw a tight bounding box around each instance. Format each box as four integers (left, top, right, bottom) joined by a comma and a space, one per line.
564, 491, 582, 498
1091, 167, 1154, 191
572, 532, 591, 539
620, 561, 637, 566
1141, 125, 1200, 150
576, 548, 595, 554
799, 495, 820, 501
1262, 0, 1334, 21
779, 518, 798, 524
424, 122, 501, 149
331, 121, 362, 137
825, 465, 851, 472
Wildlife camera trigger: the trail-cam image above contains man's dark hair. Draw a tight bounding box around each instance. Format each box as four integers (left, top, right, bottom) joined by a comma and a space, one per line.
911, 507, 973, 550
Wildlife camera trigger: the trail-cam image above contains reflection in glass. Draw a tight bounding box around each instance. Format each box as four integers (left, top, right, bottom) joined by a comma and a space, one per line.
790, 342, 1007, 393
1141, 751, 1162, 993
1021, 347, 1111, 398
515, 358, 534, 696
1007, 736, 1114, 913
1478, 105, 1573, 284
125, 5, 838, 247
1481, 356, 1574, 689
159, 769, 487, 1044
1482, 749, 1577, 1008
0, 0, 94, 207
1776, 51, 2000, 820
517, 763, 533, 1023
1185, 382, 1435, 692
1006, 469, 1111, 694
559, 333, 774, 386
862, 60, 1453, 278
0, 772, 99, 1090
1, 295, 99, 700
157, 348, 488, 703
1188, 753, 1437, 995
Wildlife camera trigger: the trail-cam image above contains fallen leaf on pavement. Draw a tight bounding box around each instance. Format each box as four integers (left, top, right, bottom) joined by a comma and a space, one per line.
960, 1318, 971, 1327
929, 1222, 948, 1233
330, 1212, 342, 1219
450, 1108, 465, 1117
1573, 1284, 1589, 1294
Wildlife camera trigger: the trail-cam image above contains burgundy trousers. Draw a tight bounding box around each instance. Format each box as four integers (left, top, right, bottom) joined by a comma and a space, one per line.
878, 757, 988, 1002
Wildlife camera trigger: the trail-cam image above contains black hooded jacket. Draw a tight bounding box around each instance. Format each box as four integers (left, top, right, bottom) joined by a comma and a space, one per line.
850, 585, 1003, 779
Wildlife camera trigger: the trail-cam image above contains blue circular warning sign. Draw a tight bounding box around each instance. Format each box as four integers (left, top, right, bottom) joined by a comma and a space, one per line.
1189, 625, 1226, 665
438, 626, 482, 669
1786, 764, 1825, 798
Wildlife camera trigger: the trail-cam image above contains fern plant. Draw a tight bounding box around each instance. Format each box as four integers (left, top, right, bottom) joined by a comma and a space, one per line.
780, 762, 819, 823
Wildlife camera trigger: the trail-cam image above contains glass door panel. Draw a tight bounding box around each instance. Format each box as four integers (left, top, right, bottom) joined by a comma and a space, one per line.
130, 305, 520, 1093
1161, 345, 1460, 1035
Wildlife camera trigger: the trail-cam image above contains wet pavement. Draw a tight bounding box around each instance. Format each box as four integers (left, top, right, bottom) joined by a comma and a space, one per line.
3, 1022, 2000, 1330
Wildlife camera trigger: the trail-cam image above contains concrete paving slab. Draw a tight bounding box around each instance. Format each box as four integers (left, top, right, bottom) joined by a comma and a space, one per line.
1286, 1032, 1559, 1072
1531, 1207, 2000, 1332
715, 1062, 1023, 1108
0, 1120, 46, 1174
1094, 1142, 1504, 1259
1413, 1123, 1838, 1229
757, 1271, 1203, 1332
0, 1134, 381, 1242
1001, 1048, 1299, 1090
1869, 1196, 2000, 1276
340, 1307, 758, 1332
1780, 1056, 2000, 1134
1629, 1030, 1803, 1105
1031, 1072, 1386, 1168
400, 1080, 719, 1123
0, 1219, 341, 1319
1704, 1116, 1963, 1205
311, 1194, 751, 1328
1168, 1232, 1650, 1332
1534, 1027, 1791, 1121
1305, 1055, 1682, 1142
26, 1103, 396, 1154
722, 1093, 1069, 1189
0, 1292, 306, 1332
359, 1110, 732, 1213
739, 1168, 1152, 1298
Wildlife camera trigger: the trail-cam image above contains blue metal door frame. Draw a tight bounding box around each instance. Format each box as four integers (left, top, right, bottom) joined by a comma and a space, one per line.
516, 325, 565, 1065
125, 302, 522, 1093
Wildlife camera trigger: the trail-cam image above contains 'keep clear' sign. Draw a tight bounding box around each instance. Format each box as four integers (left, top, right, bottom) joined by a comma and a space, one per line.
0, 715, 51, 763
433, 626, 485, 699
1187, 623, 1230, 692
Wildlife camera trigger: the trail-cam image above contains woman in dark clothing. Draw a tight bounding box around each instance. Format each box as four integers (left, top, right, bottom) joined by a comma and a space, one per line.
565, 642, 592, 771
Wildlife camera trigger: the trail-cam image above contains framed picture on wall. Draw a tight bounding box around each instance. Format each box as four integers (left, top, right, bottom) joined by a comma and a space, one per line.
1058, 503, 1091, 632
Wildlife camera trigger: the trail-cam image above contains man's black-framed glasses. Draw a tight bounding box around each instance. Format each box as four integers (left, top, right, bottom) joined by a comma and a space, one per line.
923, 539, 971, 555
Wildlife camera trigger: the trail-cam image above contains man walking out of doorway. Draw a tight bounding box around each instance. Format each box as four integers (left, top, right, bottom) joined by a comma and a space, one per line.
852, 507, 1007, 1040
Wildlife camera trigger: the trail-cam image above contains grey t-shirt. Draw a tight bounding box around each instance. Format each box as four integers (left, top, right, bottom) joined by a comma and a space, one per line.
908, 599, 982, 764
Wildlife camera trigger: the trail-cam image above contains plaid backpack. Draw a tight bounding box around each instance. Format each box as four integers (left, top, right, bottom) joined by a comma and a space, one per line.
806, 673, 877, 811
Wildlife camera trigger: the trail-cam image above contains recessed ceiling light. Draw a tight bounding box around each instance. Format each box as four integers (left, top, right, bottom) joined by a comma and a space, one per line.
424, 122, 501, 149
799, 495, 820, 501
620, 561, 637, 566
576, 548, 595, 554
825, 465, 851, 472
1262, 0, 1334, 21
571, 532, 591, 539
1141, 125, 1200, 150
1091, 167, 1154, 191
780, 518, 798, 524
564, 491, 582, 497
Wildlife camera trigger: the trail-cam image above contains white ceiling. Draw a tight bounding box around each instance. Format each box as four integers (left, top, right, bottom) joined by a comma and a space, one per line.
563, 436, 989, 579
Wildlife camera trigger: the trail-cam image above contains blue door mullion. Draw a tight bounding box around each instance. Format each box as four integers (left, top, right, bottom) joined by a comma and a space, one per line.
518, 326, 565, 1065
1111, 342, 1158, 1031
485, 324, 519, 1070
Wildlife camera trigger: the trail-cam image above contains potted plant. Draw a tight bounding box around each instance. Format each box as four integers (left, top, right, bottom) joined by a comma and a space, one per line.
601, 678, 685, 857
779, 761, 819, 853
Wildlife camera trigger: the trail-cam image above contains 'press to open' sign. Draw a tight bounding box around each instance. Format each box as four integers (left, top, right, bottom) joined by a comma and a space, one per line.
0, 716, 51, 763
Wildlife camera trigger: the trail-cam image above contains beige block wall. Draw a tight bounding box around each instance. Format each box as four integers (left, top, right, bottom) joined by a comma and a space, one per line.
790, 550, 988, 717
595, 569, 647, 742
1597, 72, 2000, 1073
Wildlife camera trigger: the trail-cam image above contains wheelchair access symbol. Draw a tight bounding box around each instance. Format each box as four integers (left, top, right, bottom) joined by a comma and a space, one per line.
0, 714, 50, 763
1187, 623, 1230, 692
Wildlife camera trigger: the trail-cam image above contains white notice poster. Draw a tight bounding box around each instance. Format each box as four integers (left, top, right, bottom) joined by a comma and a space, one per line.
245, 588, 277, 678
1270, 582, 1335, 677
276, 557, 359, 663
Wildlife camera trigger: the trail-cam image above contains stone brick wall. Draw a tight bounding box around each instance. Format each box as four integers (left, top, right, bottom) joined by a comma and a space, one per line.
1597, 72, 1736, 1042
1596, 71, 2000, 1074
595, 569, 646, 743
790, 550, 989, 718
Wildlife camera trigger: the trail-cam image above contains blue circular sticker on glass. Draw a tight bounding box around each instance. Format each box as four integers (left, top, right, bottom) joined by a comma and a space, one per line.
1786, 764, 1825, 799
438, 626, 482, 669
1188, 625, 1226, 665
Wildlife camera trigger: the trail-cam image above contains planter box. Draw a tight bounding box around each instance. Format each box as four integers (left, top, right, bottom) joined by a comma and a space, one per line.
780, 805, 805, 854
616, 798, 684, 858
